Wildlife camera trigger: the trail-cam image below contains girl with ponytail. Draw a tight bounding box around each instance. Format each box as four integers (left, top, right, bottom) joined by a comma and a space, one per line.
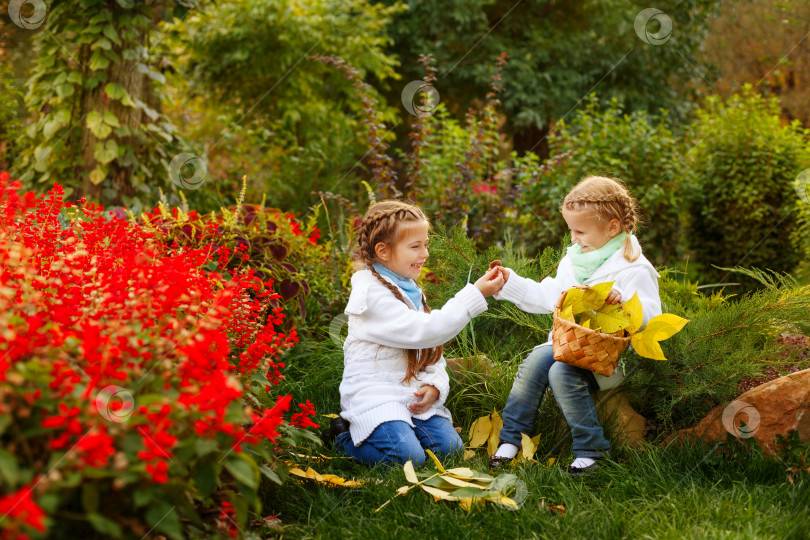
331, 200, 504, 466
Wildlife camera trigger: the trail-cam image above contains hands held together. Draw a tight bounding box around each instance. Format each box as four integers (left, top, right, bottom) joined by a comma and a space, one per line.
473, 260, 510, 297
473, 259, 623, 304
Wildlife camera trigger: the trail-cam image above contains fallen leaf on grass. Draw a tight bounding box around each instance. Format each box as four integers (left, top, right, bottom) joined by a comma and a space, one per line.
376, 449, 525, 512
288, 467, 364, 488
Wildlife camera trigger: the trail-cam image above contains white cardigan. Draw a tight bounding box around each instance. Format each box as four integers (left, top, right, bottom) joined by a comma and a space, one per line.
339, 269, 488, 446
495, 235, 662, 390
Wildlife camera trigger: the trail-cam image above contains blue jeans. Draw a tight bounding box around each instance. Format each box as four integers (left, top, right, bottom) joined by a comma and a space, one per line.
499, 345, 610, 458
336, 415, 464, 467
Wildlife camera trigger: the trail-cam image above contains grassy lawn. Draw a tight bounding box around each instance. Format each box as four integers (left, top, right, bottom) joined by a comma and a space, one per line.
266, 345, 809, 540
264, 440, 808, 539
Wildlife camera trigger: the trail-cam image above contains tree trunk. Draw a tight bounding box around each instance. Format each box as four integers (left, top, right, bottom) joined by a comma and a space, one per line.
79, 33, 155, 205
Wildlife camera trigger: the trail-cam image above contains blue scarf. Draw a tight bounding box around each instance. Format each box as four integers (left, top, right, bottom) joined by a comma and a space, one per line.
372, 263, 423, 310
566, 232, 627, 283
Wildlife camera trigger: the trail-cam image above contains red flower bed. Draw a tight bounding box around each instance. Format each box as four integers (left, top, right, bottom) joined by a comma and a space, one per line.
0, 172, 314, 539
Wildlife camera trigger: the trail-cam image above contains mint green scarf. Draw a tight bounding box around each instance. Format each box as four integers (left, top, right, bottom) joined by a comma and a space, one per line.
566, 232, 627, 283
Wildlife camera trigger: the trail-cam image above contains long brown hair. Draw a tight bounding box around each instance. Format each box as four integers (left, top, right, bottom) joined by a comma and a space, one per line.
560, 175, 641, 262
353, 200, 443, 383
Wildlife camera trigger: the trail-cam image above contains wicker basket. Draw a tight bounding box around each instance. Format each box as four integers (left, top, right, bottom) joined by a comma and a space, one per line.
551, 287, 631, 377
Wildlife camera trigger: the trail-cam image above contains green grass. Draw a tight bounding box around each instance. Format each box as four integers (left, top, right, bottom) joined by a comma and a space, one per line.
259, 440, 808, 539
266, 338, 809, 540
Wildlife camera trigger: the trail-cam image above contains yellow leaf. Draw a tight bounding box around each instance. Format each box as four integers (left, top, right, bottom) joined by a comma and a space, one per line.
560, 287, 585, 312
622, 292, 643, 334
645, 313, 690, 341
462, 449, 476, 461
397, 485, 411, 495
582, 281, 614, 310
630, 313, 689, 361
519, 432, 542, 461
403, 460, 418, 484
468, 414, 492, 449
288, 466, 364, 488
579, 310, 599, 331
445, 468, 494, 482
547, 457, 556, 467
485, 491, 519, 509
559, 304, 575, 322
440, 475, 492, 489
420, 484, 461, 501
631, 331, 666, 361
425, 449, 447, 474
581, 318, 591, 330
459, 498, 474, 512
593, 302, 633, 334
321, 413, 340, 418
487, 411, 503, 456
444, 467, 474, 479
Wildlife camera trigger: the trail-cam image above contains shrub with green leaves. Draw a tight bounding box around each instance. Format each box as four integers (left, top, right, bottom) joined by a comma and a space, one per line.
685, 86, 810, 288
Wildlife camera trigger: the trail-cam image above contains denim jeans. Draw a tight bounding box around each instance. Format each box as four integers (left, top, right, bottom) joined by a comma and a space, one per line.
499, 345, 610, 458
336, 415, 464, 467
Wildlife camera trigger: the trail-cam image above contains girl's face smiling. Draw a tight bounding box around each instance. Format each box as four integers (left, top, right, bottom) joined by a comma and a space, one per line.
376, 220, 430, 279
562, 208, 621, 253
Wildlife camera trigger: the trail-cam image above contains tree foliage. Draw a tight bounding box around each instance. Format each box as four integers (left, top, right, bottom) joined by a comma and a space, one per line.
382, 0, 720, 152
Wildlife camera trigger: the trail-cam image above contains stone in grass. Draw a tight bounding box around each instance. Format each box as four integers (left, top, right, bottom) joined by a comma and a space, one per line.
665, 368, 810, 456
593, 388, 648, 449
446, 355, 495, 383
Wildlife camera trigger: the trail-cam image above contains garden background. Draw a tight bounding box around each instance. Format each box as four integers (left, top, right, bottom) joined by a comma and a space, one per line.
1, 0, 809, 538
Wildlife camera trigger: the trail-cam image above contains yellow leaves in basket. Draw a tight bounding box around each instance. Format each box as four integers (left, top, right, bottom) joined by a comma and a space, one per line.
375, 450, 526, 513
557, 282, 689, 361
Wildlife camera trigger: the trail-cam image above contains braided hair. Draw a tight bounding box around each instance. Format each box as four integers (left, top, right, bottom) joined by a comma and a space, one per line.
560, 175, 641, 262
353, 200, 443, 383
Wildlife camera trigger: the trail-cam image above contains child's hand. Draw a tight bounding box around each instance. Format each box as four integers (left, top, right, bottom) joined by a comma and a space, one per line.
488, 260, 510, 283
605, 288, 622, 304
474, 267, 505, 297
409, 385, 440, 414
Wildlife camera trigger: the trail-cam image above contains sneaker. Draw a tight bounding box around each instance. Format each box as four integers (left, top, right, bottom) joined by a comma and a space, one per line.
488, 454, 512, 470
567, 456, 605, 477
321, 417, 350, 446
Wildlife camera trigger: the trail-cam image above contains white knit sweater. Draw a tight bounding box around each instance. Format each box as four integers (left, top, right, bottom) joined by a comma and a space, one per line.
495, 235, 662, 390
339, 269, 488, 446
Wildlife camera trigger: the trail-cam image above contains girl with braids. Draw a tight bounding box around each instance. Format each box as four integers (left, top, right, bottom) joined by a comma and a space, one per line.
488, 175, 662, 476
332, 200, 504, 466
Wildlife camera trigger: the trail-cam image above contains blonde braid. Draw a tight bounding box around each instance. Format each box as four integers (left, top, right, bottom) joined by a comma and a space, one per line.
352, 200, 443, 382
561, 175, 642, 262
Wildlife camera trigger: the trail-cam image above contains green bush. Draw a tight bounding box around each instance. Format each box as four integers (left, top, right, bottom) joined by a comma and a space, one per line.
685, 86, 810, 289
510, 95, 686, 266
